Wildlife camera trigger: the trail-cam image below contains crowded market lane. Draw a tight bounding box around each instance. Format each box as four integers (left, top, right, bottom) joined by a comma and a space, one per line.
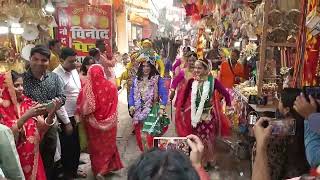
76, 90, 251, 180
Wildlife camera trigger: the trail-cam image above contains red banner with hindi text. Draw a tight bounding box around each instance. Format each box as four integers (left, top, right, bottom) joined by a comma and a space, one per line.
56, 5, 112, 62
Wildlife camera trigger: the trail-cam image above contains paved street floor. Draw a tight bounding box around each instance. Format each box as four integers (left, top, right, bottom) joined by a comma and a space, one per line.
76, 90, 251, 180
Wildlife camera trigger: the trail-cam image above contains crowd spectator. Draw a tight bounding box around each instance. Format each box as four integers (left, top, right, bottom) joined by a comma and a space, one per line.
128, 134, 209, 180
53, 48, 85, 179
89, 48, 101, 64
23, 45, 71, 180
76, 64, 123, 179
0, 71, 60, 180
0, 124, 25, 180
48, 40, 62, 71
95, 40, 116, 83
252, 88, 309, 179
219, 49, 245, 88
294, 94, 320, 168
79, 56, 95, 85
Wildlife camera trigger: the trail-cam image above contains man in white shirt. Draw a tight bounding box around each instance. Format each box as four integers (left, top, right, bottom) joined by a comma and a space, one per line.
53, 48, 84, 179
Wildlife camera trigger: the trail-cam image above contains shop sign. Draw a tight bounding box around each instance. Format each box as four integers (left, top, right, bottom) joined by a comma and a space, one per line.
56, 5, 112, 62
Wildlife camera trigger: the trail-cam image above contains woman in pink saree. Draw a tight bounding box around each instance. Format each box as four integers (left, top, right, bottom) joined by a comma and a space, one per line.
169, 52, 197, 136
76, 64, 123, 179
0, 71, 59, 180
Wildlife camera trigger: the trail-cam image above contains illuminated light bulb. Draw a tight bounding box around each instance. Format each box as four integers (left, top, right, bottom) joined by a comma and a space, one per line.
45, 0, 55, 13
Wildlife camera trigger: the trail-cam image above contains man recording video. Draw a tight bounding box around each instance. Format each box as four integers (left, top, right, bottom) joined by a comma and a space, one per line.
294, 93, 320, 168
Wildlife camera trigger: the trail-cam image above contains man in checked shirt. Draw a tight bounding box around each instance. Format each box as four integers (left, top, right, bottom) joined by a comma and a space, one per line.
23, 45, 73, 180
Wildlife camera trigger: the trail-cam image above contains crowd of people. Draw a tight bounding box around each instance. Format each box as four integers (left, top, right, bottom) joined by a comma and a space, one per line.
0, 36, 320, 180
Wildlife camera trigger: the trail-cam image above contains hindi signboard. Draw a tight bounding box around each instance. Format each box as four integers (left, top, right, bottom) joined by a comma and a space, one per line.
57, 5, 112, 62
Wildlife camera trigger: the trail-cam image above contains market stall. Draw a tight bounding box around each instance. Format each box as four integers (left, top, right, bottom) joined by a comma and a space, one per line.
179, 0, 316, 176
0, 0, 56, 73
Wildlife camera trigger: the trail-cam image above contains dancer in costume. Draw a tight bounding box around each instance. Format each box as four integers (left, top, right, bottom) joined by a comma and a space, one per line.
128, 55, 169, 152
169, 52, 197, 136
137, 39, 165, 77
118, 52, 140, 97
178, 58, 231, 166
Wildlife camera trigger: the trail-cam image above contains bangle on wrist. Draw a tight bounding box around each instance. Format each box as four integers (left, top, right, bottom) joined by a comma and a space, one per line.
160, 105, 166, 109
45, 116, 56, 126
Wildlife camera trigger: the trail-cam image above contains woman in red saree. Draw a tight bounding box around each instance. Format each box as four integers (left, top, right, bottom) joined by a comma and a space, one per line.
76, 64, 123, 179
0, 71, 59, 180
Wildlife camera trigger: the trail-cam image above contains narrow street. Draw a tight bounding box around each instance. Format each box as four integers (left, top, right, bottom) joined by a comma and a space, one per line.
76, 90, 251, 180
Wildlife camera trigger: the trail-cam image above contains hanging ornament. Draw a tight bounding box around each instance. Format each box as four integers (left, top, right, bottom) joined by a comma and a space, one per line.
185, 3, 199, 17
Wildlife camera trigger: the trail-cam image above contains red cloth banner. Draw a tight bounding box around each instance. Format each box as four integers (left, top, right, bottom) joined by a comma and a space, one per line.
56, 5, 112, 62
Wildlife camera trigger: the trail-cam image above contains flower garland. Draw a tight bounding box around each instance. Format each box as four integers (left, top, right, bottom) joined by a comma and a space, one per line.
242, 42, 258, 60
191, 79, 210, 127
133, 75, 159, 122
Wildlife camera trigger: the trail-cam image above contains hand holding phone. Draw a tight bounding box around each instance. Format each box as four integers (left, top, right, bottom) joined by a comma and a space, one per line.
187, 134, 204, 169
294, 93, 318, 119
253, 117, 272, 149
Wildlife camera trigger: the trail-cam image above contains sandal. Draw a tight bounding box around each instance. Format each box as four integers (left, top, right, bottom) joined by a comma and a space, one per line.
74, 170, 87, 178
96, 174, 105, 180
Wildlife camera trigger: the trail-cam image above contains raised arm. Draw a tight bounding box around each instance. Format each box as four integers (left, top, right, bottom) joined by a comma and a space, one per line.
100, 54, 116, 68
156, 58, 165, 77
214, 79, 231, 106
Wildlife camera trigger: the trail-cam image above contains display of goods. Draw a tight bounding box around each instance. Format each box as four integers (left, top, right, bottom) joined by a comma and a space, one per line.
236, 81, 258, 98
268, 9, 283, 27
287, 9, 301, 26
267, 27, 288, 43
262, 83, 278, 96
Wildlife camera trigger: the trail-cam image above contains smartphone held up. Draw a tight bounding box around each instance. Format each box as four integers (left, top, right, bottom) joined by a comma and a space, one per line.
268, 119, 296, 136
251, 118, 296, 136
154, 137, 191, 156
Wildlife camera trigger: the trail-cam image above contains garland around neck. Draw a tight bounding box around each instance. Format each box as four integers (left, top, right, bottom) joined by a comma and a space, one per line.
191, 79, 210, 127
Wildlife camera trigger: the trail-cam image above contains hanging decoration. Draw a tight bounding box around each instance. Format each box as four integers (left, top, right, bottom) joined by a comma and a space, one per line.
113, 0, 125, 14
293, 0, 320, 86
196, 28, 204, 59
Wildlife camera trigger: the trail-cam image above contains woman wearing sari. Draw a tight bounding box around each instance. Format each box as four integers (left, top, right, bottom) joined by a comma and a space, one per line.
128, 58, 168, 152
169, 52, 196, 136
172, 47, 192, 77
178, 59, 231, 166
0, 71, 60, 180
76, 64, 123, 179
